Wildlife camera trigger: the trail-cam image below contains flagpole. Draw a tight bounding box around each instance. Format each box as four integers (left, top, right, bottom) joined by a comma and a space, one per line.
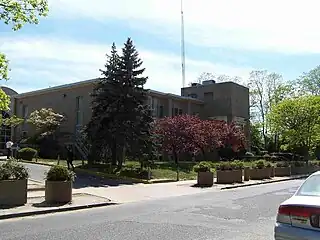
181, 0, 186, 88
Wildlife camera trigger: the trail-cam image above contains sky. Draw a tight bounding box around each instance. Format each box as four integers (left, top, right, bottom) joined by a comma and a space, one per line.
1, 0, 320, 95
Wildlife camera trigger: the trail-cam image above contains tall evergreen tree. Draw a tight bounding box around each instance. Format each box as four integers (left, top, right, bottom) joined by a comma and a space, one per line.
86, 38, 153, 167
85, 42, 120, 164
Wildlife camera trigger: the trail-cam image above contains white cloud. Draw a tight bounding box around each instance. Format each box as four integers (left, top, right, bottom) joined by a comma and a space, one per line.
0, 36, 251, 94
49, 0, 320, 54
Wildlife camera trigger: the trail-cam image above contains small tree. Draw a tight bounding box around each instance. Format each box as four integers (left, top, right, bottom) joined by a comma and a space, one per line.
193, 119, 225, 160
27, 108, 64, 136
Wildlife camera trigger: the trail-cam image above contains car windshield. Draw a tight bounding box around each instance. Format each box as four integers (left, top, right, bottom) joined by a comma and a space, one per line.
296, 175, 320, 196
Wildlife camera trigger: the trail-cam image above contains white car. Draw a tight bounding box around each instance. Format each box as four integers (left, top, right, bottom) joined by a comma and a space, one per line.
275, 171, 320, 239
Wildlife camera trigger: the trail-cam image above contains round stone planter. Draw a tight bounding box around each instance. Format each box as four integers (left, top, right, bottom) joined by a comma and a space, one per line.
45, 181, 72, 203
216, 169, 243, 184
197, 172, 214, 186
0, 179, 28, 206
274, 167, 291, 177
250, 168, 269, 180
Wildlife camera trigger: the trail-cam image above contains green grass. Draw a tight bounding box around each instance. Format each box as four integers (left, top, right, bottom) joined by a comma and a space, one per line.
30, 158, 87, 168
78, 161, 199, 180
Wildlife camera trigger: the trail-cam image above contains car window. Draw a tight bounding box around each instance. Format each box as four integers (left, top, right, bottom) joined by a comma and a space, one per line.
297, 175, 320, 196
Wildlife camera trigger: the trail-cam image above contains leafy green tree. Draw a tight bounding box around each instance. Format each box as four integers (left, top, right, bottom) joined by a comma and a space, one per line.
0, 1, 48, 127
0, 0, 48, 80
27, 108, 65, 136
296, 65, 320, 96
268, 96, 320, 158
86, 38, 153, 167
248, 70, 292, 150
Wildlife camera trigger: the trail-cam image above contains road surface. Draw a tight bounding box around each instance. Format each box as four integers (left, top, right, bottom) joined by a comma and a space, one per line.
0, 179, 303, 240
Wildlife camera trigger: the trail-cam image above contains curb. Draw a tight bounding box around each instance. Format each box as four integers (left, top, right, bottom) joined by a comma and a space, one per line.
220, 175, 308, 190
27, 187, 45, 192
0, 201, 119, 221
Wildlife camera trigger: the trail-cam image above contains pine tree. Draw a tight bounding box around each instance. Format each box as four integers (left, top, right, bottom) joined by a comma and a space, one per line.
85, 42, 121, 164
86, 38, 153, 167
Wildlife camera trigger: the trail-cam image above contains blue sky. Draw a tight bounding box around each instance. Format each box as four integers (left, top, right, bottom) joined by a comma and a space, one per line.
1, 0, 320, 94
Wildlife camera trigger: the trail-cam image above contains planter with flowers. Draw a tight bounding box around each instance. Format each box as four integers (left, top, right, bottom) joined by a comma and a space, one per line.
45, 165, 75, 203
193, 161, 213, 186
216, 160, 244, 184
0, 160, 29, 206
274, 162, 291, 177
250, 160, 270, 180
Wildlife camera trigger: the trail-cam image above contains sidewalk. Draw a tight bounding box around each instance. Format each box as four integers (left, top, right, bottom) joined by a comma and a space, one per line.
0, 174, 307, 220
54, 175, 309, 203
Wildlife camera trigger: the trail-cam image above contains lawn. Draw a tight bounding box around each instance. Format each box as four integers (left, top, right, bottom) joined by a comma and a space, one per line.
21, 158, 261, 181
79, 161, 199, 181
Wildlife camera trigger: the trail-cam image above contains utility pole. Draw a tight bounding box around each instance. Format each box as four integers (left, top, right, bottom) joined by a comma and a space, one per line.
180, 0, 186, 88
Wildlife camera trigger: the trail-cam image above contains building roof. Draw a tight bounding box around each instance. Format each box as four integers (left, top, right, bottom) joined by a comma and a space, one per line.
12, 78, 203, 103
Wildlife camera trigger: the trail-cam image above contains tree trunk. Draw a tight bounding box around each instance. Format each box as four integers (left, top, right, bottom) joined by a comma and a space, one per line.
201, 148, 206, 161
111, 142, 117, 166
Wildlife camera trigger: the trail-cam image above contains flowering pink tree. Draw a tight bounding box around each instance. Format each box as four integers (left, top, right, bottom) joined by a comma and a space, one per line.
154, 115, 201, 162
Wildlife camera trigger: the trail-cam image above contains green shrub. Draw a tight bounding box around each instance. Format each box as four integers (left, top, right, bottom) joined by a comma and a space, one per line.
265, 162, 272, 168
216, 160, 244, 171
292, 161, 305, 167
253, 160, 266, 169
18, 147, 38, 161
45, 165, 75, 182
276, 161, 290, 168
0, 159, 29, 180
193, 161, 212, 172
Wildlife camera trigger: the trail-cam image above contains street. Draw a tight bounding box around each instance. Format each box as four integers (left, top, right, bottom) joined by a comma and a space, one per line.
0, 179, 302, 240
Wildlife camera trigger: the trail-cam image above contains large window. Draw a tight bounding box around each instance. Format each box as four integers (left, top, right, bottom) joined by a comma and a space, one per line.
76, 96, 84, 127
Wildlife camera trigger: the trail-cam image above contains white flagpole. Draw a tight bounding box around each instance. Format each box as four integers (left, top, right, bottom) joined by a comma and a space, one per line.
181, 0, 186, 88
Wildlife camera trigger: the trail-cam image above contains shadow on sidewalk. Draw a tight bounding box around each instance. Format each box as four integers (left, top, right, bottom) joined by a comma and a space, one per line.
72, 171, 138, 189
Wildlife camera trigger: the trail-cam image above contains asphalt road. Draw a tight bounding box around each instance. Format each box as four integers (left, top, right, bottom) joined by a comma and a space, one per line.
0, 179, 303, 240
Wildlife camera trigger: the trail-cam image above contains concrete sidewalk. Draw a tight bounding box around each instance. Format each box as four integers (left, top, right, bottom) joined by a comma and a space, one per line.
48, 175, 307, 203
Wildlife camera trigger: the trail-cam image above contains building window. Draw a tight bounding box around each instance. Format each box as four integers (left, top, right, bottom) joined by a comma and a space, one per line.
178, 109, 183, 115
204, 92, 214, 102
159, 106, 164, 118
174, 108, 178, 116
188, 93, 198, 98
76, 96, 84, 126
22, 104, 28, 119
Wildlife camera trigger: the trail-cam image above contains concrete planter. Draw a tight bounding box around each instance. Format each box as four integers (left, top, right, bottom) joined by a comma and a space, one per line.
0, 179, 28, 206
45, 181, 72, 203
197, 172, 214, 186
309, 165, 320, 173
291, 166, 309, 175
250, 168, 269, 180
275, 167, 291, 177
269, 166, 275, 178
244, 167, 250, 181
216, 170, 243, 184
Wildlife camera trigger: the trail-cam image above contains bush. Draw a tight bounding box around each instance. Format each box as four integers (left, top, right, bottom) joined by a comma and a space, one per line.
276, 161, 290, 168
265, 162, 272, 168
292, 161, 305, 167
18, 148, 38, 161
45, 165, 75, 182
253, 160, 266, 169
193, 161, 212, 172
216, 160, 244, 171
0, 160, 29, 180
